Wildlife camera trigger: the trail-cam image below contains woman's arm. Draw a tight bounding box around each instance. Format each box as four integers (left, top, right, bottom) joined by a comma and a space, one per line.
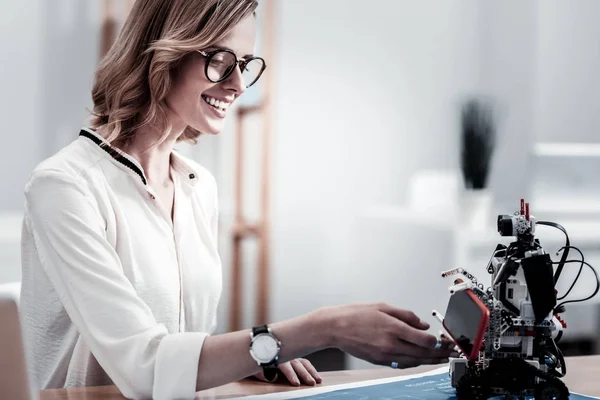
195, 303, 457, 391
195, 310, 329, 391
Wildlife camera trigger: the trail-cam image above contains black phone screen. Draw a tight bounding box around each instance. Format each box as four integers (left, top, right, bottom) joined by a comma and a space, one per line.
443, 290, 487, 357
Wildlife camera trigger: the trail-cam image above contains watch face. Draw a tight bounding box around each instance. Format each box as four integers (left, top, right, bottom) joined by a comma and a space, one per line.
251, 334, 279, 363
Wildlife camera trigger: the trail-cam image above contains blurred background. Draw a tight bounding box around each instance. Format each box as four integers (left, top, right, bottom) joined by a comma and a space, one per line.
2, 0, 600, 372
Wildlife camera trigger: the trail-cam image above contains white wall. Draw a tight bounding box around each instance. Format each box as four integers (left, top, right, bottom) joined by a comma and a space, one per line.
533, 0, 600, 144
0, 1, 42, 283
36, 0, 102, 158
0, 1, 43, 211
1, 0, 102, 211
270, 0, 482, 323
477, 0, 540, 213
527, 1, 600, 278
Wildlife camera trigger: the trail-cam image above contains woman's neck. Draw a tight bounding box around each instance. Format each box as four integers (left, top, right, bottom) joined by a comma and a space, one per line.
124, 140, 174, 187
100, 122, 186, 186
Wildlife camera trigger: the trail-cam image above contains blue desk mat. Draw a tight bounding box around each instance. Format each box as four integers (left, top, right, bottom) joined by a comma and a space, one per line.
296, 372, 597, 399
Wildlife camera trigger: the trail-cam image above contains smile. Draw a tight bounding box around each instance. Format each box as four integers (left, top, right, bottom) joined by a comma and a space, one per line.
202, 95, 230, 112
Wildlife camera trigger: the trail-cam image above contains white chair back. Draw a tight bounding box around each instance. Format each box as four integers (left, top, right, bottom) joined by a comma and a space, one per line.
0, 292, 34, 399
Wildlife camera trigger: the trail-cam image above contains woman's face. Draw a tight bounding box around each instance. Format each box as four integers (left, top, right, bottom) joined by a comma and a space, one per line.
166, 15, 257, 135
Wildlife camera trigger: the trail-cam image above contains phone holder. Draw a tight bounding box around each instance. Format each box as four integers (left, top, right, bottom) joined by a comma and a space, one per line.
436, 199, 599, 400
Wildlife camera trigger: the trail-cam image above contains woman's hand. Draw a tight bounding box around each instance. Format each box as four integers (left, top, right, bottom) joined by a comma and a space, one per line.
320, 302, 458, 369
253, 358, 322, 386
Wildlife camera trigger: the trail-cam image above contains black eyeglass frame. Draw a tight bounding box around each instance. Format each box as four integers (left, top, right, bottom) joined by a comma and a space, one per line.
197, 49, 267, 88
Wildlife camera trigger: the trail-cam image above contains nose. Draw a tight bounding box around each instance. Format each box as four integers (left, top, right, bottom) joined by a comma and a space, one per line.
222, 65, 246, 95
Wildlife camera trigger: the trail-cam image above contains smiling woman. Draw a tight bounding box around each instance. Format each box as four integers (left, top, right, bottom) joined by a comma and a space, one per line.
91, 0, 262, 147
19, 1, 457, 399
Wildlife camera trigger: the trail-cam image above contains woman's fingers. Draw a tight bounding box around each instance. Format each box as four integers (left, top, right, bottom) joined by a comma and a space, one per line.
334, 303, 462, 372
392, 338, 458, 359
390, 317, 458, 354
257, 359, 321, 387
289, 359, 317, 386
279, 360, 321, 386
397, 321, 440, 349
440, 334, 458, 351
378, 304, 430, 330
378, 305, 459, 352
299, 358, 322, 384
278, 362, 301, 386
377, 309, 438, 349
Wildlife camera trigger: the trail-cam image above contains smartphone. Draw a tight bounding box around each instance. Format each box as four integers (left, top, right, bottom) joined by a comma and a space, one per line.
442, 288, 490, 360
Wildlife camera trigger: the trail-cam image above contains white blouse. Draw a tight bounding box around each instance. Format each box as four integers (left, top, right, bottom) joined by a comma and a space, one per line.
19, 127, 222, 399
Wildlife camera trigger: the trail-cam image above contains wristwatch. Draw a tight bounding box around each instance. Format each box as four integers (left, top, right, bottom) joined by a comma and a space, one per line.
249, 324, 281, 381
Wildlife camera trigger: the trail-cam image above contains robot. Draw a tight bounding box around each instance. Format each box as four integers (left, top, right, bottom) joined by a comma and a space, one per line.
434, 199, 600, 400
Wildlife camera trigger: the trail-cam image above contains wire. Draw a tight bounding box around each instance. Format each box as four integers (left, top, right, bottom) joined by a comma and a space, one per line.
537, 221, 570, 284
550, 337, 567, 377
557, 345, 566, 377
555, 246, 584, 300
555, 330, 563, 343
552, 259, 600, 309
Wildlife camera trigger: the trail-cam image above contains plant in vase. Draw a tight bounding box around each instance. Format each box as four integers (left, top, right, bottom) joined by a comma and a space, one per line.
460, 98, 496, 229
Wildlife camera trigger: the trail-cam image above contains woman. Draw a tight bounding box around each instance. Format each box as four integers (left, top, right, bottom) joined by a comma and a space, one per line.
19, 0, 457, 399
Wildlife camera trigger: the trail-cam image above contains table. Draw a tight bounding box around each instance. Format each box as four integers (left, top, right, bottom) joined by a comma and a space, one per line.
39, 355, 600, 399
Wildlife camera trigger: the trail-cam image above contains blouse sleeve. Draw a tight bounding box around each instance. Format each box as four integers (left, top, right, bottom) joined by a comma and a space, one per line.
24, 169, 206, 399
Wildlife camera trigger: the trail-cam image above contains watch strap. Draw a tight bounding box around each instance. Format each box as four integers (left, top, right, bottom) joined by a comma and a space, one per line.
253, 324, 269, 336
263, 365, 279, 382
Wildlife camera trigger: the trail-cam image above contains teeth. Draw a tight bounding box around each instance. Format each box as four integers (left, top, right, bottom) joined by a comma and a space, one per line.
203, 95, 229, 112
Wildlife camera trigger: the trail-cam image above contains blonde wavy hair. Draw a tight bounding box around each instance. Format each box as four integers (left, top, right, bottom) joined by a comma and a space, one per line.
90, 0, 258, 149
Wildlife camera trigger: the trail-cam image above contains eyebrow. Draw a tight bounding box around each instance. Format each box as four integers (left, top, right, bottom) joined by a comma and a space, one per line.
208, 45, 254, 59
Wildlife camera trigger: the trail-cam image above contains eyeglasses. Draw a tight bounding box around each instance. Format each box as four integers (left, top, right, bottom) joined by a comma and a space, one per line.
197, 49, 266, 88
